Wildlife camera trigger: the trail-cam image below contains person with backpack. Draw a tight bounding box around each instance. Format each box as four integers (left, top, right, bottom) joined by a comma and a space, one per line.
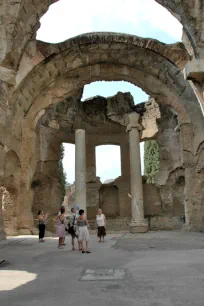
55, 207, 67, 249
69, 207, 80, 251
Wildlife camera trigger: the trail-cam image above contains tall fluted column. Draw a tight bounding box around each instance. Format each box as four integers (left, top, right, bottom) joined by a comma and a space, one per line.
127, 113, 148, 233
75, 129, 87, 214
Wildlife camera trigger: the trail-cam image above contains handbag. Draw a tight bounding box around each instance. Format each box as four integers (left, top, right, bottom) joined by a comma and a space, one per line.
68, 215, 76, 234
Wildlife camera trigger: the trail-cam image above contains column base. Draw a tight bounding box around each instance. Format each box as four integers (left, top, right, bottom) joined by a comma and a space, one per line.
129, 219, 148, 233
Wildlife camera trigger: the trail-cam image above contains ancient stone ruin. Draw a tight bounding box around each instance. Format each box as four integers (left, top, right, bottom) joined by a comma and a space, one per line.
0, 1, 204, 238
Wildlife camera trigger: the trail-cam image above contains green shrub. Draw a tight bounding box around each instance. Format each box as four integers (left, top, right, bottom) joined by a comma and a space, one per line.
58, 144, 67, 197
144, 140, 160, 184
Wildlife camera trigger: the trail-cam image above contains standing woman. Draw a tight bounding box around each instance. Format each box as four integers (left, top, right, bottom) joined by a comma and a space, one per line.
78, 209, 91, 253
55, 207, 67, 249
96, 209, 106, 242
37, 211, 47, 242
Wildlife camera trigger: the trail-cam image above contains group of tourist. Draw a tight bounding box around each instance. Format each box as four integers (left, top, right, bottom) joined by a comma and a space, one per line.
37, 206, 106, 253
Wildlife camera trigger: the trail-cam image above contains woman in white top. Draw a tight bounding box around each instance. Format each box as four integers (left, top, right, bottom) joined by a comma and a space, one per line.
96, 209, 106, 242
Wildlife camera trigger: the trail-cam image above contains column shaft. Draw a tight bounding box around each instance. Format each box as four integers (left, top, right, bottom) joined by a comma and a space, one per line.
127, 112, 148, 233
129, 128, 144, 221
75, 129, 87, 214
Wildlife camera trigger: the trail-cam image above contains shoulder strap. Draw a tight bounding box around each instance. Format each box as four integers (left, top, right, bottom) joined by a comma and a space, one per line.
59, 216, 64, 224
72, 215, 76, 226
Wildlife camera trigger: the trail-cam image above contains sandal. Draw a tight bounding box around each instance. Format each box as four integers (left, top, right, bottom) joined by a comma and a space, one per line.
86, 251, 91, 253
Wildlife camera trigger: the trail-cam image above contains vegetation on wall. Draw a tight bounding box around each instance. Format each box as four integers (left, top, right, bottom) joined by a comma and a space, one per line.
144, 140, 160, 184
59, 144, 67, 198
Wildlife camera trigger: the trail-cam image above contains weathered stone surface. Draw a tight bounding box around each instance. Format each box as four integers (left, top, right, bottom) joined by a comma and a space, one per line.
0, 66, 16, 85
0, 19, 204, 239
141, 97, 161, 139
25, 92, 203, 234
155, 0, 202, 58
1, 187, 18, 236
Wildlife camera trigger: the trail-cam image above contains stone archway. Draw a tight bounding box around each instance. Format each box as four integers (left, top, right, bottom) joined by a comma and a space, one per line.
11, 33, 198, 131
0, 0, 201, 70
12, 33, 201, 151
8, 33, 204, 232
0, 2, 204, 239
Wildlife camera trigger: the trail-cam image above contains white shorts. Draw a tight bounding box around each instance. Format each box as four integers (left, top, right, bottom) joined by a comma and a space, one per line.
79, 226, 89, 241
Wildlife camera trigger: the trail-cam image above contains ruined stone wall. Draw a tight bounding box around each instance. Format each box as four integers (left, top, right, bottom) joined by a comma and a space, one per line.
0, 4, 204, 239
99, 185, 119, 217
141, 104, 186, 230
185, 141, 204, 231
85, 99, 187, 229
0, 81, 21, 238
31, 125, 63, 233
143, 174, 185, 231
32, 94, 203, 232
9, 32, 204, 236
156, 104, 182, 184
1, 187, 18, 236
0, 150, 21, 236
85, 131, 131, 220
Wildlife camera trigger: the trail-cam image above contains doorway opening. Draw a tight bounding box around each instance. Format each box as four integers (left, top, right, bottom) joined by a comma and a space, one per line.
96, 145, 121, 183
96, 145, 121, 217
62, 143, 75, 212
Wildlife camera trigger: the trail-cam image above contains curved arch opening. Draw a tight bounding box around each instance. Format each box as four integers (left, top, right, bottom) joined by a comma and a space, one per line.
37, 0, 182, 44
82, 81, 148, 104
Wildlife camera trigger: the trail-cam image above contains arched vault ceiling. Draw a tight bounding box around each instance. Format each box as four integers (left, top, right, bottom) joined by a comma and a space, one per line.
35, 32, 189, 70
0, 0, 202, 69
15, 32, 188, 85
10, 32, 204, 151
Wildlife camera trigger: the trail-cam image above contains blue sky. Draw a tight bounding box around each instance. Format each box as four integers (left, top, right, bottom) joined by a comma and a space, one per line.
37, 0, 182, 183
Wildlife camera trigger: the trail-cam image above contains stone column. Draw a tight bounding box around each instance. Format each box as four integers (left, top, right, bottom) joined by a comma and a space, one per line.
126, 113, 148, 233
75, 129, 87, 214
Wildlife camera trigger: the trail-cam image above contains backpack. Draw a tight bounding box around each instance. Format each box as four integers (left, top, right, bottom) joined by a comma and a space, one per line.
68, 215, 75, 234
